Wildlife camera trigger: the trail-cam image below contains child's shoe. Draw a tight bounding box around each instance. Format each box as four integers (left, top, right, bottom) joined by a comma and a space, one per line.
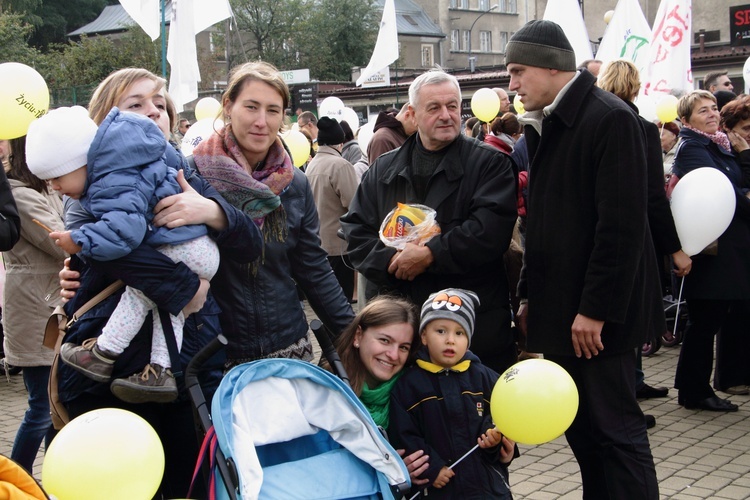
60, 338, 117, 382
110, 364, 178, 404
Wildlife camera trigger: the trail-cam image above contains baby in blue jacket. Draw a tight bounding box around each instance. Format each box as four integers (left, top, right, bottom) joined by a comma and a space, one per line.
26, 105, 219, 403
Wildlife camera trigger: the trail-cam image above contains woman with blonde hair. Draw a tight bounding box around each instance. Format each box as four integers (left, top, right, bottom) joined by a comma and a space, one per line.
57, 66, 263, 497
598, 59, 691, 406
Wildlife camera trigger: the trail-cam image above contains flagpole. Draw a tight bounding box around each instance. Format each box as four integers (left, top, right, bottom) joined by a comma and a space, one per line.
161, 0, 167, 78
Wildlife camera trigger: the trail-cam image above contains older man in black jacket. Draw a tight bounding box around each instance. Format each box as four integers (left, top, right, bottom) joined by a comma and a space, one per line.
342, 69, 518, 374
508, 21, 660, 499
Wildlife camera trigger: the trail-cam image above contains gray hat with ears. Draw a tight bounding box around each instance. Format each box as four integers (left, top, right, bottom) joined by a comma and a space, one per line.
420, 288, 480, 346
505, 20, 576, 72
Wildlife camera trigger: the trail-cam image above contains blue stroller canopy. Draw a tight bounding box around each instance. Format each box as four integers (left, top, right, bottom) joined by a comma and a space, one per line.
211, 359, 410, 499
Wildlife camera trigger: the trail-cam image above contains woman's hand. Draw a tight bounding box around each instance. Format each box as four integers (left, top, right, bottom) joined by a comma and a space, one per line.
728, 130, 750, 153
59, 257, 80, 302
397, 449, 430, 486
671, 249, 692, 277
182, 278, 210, 316
49, 230, 82, 255
153, 170, 228, 231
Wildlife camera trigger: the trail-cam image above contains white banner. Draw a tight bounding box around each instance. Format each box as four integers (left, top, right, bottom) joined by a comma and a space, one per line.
642, 0, 693, 97
356, 0, 399, 87
744, 56, 750, 94
595, 0, 652, 73
543, 0, 593, 67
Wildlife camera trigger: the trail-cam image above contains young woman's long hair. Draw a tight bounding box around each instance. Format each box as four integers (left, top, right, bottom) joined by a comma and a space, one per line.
6, 137, 47, 193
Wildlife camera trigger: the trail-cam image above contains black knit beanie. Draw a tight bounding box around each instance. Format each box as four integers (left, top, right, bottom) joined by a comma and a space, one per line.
505, 20, 576, 71
317, 116, 346, 146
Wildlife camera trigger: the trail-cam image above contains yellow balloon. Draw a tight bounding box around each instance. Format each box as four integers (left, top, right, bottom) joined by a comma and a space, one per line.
0, 62, 50, 140
194, 97, 222, 121
281, 130, 312, 168
491, 359, 579, 445
655, 95, 679, 124
42, 408, 165, 500
471, 88, 501, 123
513, 94, 525, 115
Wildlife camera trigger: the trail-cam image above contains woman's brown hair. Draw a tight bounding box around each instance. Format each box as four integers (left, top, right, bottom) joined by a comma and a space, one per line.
6, 137, 47, 193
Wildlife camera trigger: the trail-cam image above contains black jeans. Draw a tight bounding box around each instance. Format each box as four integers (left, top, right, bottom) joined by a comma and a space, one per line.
547, 352, 658, 500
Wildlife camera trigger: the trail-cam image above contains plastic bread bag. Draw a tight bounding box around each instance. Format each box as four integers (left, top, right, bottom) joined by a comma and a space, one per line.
379, 203, 441, 250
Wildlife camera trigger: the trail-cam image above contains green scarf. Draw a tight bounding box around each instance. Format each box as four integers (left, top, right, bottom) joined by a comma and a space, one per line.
360, 373, 401, 429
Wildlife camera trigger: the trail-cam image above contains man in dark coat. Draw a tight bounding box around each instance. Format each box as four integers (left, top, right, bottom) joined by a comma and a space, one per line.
507, 20, 660, 498
341, 69, 519, 374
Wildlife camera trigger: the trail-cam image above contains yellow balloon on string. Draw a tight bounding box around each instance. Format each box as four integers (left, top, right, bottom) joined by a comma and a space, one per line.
281, 129, 312, 168
471, 88, 501, 123
513, 94, 525, 114
0, 62, 50, 140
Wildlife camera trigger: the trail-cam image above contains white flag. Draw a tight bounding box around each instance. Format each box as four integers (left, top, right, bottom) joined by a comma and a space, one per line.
743, 55, 750, 94
356, 0, 399, 87
119, 0, 161, 40
543, 0, 593, 67
642, 0, 692, 97
167, 0, 232, 111
596, 0, 652, 73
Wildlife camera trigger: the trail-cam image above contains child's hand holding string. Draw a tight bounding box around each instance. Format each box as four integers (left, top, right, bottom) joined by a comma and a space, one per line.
49, 230, 81, 255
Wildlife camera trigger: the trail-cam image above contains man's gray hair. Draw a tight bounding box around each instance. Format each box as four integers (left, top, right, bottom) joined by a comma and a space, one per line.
408, 68, 461, 109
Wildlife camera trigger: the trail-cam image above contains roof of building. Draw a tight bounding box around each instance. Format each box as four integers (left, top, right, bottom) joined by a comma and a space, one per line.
68, 3, 173, 37
376, 0, 444, 38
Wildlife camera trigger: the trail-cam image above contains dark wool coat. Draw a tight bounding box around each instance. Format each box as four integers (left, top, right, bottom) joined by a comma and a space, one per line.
518, 70, 662, 356
672, 127, 750, 300
389, 349, 512, 499
341, 133, 518, 366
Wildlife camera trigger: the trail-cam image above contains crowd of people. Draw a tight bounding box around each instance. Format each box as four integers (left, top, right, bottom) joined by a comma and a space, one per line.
1, 17, 749, 500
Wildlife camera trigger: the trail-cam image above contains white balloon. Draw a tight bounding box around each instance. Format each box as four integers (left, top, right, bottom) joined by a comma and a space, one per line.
670, 167, 736, 256
357, 120, 376, 154
319, 96, 345, 117
339, 107, 360, 133
635, 94, 657, 123
181, 118, 224, 156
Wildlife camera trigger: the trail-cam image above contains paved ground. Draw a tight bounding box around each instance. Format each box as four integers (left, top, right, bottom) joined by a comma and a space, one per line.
3, 328, 750, 498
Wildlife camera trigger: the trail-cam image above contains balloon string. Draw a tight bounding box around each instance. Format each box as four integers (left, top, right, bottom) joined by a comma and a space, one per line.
407, 436, 486, 500
673, 276, 685, 335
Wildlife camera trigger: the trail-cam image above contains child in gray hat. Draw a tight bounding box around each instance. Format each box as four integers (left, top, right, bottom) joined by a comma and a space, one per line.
389, 288, 518, 498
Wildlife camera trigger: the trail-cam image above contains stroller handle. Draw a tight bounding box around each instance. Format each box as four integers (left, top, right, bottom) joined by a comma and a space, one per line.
185, 333, 229, 388
310, 319, 351, 386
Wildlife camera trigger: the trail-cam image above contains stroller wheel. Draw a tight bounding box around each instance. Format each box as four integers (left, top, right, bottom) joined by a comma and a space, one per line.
662, 328, 682, 347
642, 337, 661, 357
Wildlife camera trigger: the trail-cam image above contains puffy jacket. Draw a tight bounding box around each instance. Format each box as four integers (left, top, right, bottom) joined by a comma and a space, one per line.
59, 148, 263, 403
200, 167, 354, 362
390, 349, 512, 499
73, 107, 206, 261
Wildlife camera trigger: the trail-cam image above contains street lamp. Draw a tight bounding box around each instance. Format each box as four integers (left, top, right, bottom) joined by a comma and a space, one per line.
468, 4, 499, 73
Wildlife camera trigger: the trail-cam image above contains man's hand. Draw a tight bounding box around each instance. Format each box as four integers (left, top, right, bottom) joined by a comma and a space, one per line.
571, 313, 605, 359
387, 242, 433, 280
49, 230, 81, 255
59, 257, 80, 302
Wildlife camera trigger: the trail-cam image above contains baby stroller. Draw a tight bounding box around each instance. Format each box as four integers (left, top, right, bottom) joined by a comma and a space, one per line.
186, 330, 410, 500
0, 454, 49, 499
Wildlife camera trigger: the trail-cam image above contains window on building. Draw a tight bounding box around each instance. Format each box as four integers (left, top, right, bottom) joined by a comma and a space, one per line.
500, 0, 517, 13
479, 0, 490, 10
460, 0, 469, 9
452, 29, 461, 51
480, 31, 492, 53
500, 31, 509, 52
450, 0, 457, 7
463, 30, 471, 51
422, 45, 434, 67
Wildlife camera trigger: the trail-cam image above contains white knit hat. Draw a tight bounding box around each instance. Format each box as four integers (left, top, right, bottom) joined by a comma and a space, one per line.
26, 106, 98, 180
